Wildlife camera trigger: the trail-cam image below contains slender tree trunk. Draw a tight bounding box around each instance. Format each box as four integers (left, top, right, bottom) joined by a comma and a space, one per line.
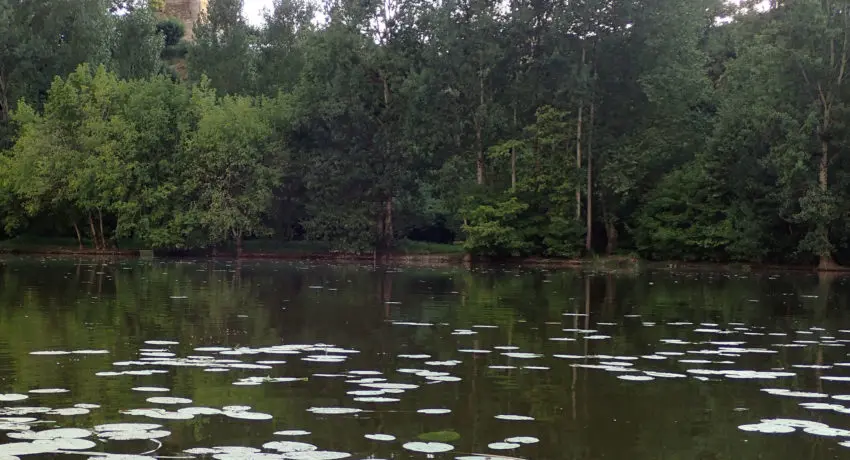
97, 208, 106, 250
511, 103, 517, 191
586, 100, 594, 252
575, 103, 583, 221
380, 72, 394, 252
818, 125, 834, 270
0, 71, 9, 123
88, 212, 99, 250
575, 46, 586, 221
602, 201, 617, 255
476, 71, 485, 185
475, 121, 484, 185
511, 148, 517, 192
235, 230, 243, 258
606, 221, 618, 255
385, 197, 393, 249
377, 208, 385, 252
73, 223, 83, 250
816, 98, 835, 270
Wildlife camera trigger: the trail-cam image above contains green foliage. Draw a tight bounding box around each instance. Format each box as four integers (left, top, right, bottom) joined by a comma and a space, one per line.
182, 86, 282, 250
462, 197, 532, 257
112, 7, 165, 79
157, 17, 186, 47
5, 0, 850, 266
188, 0, 257, 95
635, 164, 734, 261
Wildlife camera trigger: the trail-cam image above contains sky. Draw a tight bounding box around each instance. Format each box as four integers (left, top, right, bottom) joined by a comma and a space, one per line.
243, 0, 275, 25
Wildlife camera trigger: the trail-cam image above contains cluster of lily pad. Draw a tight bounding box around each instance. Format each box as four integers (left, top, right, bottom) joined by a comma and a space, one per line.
18, 290, 850, 459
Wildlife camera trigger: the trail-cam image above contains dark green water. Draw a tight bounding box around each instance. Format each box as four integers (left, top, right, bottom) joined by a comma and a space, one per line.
2, 258, 850, 459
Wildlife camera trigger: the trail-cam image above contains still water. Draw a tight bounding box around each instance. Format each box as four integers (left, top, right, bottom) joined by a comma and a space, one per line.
2, 258, 850, 459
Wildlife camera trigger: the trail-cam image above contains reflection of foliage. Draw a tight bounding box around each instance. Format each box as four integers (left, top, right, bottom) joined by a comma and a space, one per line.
0, 260, 847, 460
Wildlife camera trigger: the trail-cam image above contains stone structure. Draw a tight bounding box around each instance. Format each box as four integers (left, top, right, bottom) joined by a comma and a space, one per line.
162, 0, 207, 41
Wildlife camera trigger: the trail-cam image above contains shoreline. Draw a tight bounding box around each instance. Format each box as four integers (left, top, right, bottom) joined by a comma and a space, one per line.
0, 244, 847, 272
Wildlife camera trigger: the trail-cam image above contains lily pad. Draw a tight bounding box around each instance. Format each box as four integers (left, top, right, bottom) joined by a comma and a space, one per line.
146, 397, 193, 405
364, 434, 395, 441
352, 397, 399, 403
738, 423, 796, 434
31, 428, 92, 439
280, 453, 352, 460
0, 395, 27, 402
275, 430, 311, 436
214, 454, 283, 460
35, 438, 96, 450
224, 411, 273, 421
48, 408, 90, 416
262, 441, 317, 453
178, 407, 222, 416
0, 442, 57, 456
504, 436, 538, 444
28, 388, 69, 394
98, 430, 171, 441
501, 353, 542, 359
417, 409, 451, 415
488, 442, 520, 450
495, 415, 534, 421
617, 375, 655, 382
402, 442, 454, 453
306, 407, 362, 415
94, 423, 163, 432
131, 387, 169, 393
144, 340, 179, 345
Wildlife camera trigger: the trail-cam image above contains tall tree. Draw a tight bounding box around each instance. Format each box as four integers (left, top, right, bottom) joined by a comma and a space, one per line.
188, 0, 257, 95
0, 0, 114, 146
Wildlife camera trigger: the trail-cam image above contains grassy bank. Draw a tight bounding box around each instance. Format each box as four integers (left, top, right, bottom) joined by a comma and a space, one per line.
0, 237, 467, 259
3, 236, 845, 272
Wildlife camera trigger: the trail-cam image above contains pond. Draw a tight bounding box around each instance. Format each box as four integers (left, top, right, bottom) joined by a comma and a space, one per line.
1, 257, 850, 459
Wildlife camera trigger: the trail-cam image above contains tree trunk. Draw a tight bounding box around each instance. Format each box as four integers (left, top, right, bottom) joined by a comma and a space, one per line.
510, 147, 517, 192
73, 223, 83, 250
475, 119, 485, 185
88, 213, 99, 250
605, 221, 618, 255
511, 103, 517, 191
818, 101, 836, 270
575, 102, 583, 221
384, 197, 394, 249
476, 70, 485, 185
586, 100, 594, 252
235, 230, 243, 258
0, 72, 9, 123
818, 135, 835, 270
575, 46, 586, 221
97, 208, 107, 250
602, 200, 617, 255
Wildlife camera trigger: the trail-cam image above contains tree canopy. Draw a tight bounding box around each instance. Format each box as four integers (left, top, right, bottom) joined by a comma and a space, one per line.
3, 0, 850, 265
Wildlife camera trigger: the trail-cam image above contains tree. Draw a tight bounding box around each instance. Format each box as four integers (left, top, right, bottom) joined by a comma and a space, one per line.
188, 0, 257, 95
182, 83, 283, 255
112, 6, 165, 79
0, 0, 114, 147
256, 0, 314, 95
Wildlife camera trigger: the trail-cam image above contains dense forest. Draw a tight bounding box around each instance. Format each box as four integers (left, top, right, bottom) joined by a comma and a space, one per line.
1, 0, 849, 266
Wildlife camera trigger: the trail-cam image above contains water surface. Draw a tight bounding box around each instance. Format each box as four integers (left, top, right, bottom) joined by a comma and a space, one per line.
1, 258, 850, 459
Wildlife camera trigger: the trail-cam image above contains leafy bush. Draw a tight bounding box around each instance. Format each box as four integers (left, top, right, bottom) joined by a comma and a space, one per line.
462, 197, 532, 257
634, 165, 734, 261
